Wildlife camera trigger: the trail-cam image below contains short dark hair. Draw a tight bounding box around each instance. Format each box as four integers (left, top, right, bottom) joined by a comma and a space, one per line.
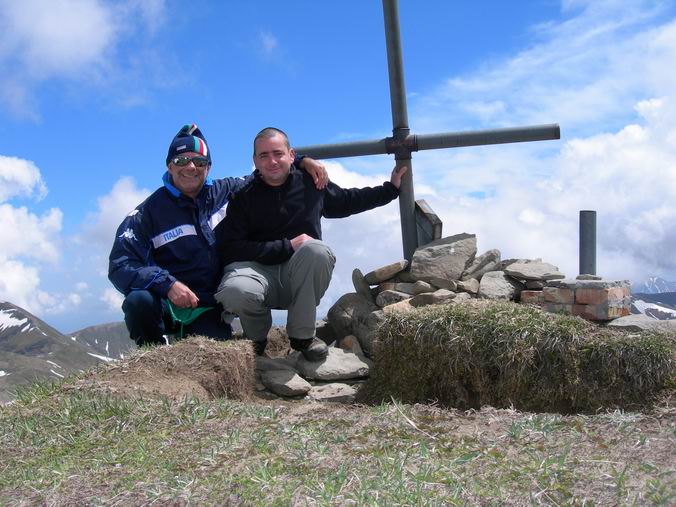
253, 127, 290, 155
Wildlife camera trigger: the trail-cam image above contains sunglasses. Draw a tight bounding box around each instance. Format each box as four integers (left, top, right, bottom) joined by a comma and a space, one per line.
171, 156, 210, 168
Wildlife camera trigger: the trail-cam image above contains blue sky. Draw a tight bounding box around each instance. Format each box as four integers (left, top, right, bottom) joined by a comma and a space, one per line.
1, 0, 675, 332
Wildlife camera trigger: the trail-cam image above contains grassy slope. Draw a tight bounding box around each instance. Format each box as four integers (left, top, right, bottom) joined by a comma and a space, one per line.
1, 381, 674, 506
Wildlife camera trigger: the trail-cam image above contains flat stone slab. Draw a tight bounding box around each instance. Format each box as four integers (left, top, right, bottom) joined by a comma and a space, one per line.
607, 314, 676, 332
504, 262, 565, 281
410, 233, 477, 282
461, 249, 501, 281
364, 260, 409, 285
297, 347, 371, 381
260, 370, 311, 397
410, 289, 456, 307
547, 279, 631, 290
376, 289, 412, 307
307, 383, 356, 403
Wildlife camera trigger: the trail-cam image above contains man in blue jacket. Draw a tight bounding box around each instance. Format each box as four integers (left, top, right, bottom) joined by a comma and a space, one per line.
215, 127, 406, 360
108, 124, 327, 346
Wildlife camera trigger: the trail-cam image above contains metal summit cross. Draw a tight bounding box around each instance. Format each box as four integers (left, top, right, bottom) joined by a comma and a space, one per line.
295, 0, 560, 261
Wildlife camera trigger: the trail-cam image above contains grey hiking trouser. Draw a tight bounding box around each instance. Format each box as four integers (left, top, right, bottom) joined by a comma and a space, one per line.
215, 239, 336, 343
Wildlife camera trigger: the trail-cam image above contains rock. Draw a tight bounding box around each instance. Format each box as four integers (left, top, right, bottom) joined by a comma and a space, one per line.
353, 310, 386, 356
260, 370, 311, 397
461, 249, 501, 281
576, 274, 603, 280
504, 262, 564, 281
500, 258, 539, 270
451, 292, 472, 304
376, 290, 412, 307
428, 278, 458, 291
410, 233, 477, 282
525, 280, 546, 290
338, 335, 364, 356
364, 260, 409, 285
315, 320, 337, 345
307, 383, 357, 403
411, 281, 436, 295
457, 278, 479, 295
547, 279, 630, 290
327, 293, 378, 340
382, 299, 415, 314
297, 347, 371, 381
607, 314, 676, 332
255, 355, 298, 372
410, 289, 456, 307
478, 271, 524, 300
377, 282, 414, 294
352, 268, 375, 302
389, 271, 418, 283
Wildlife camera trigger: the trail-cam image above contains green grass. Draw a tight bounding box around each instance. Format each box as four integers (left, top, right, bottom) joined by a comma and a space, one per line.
360, 300, 675, 412
1, 380, 674, 505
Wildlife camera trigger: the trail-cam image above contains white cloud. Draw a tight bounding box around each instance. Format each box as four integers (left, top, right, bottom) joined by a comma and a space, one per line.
396, 3, 676, 285
101, 287, 124, 313
82, 176, 151, 248
0, 0, 168, 118
258, 31, 279, 56
0, 155, 47, 202
0, 0, 116, 78
0, 204, 62, 263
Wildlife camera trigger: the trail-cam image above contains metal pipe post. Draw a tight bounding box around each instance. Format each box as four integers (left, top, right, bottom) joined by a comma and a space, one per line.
382, 0, 409, 131
579, 210, 597, 275
383, 0, 417, 259
415, 124, 561, 150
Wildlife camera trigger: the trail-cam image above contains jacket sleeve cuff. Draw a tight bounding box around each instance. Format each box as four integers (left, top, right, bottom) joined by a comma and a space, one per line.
154, 275, 177, 298
383, 181, 400, 196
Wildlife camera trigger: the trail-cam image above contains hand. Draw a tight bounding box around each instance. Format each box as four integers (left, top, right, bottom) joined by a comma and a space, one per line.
167, 281, 199, 308
300, 157, 329, 190
390, 165, 408, 189
290, 233, 314, 251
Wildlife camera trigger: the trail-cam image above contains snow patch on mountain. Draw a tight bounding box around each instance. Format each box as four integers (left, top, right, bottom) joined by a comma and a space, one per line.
632, 299, 676, 320
0, 309, 28, 331
87, 352, 115, 363
0, 370, 9, 377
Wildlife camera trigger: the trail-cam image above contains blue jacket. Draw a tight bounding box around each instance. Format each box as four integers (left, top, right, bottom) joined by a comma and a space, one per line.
108, 172, 249, 306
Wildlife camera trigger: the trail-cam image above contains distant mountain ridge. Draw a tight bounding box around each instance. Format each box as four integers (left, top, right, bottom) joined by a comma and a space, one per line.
0, 302, 134, 403
632, 277, 676, 294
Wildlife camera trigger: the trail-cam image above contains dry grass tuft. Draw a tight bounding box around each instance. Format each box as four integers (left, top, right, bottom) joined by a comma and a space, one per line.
358, 300, 675, 413
72, 336, 256, 402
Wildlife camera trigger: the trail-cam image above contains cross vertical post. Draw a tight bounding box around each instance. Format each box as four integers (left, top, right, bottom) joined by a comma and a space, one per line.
383, 0, 417, 260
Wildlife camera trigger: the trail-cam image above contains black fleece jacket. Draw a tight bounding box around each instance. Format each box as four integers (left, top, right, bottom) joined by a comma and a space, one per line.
217, 165, 400, 265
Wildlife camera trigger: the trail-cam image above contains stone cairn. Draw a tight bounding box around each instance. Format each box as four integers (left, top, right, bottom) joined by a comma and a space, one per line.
254, 232, 632, 402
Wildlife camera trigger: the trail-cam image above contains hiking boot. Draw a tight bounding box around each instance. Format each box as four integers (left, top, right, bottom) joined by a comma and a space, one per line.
289, 337, 328, 362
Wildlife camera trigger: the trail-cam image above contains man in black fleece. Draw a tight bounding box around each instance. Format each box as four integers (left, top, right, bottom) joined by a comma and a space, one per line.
215, 127, 406, 360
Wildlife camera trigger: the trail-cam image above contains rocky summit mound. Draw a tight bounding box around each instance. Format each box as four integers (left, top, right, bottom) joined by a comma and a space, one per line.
70, 337, 256, 402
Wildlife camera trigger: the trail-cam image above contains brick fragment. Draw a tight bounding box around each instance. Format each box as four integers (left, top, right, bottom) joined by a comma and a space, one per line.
543, 287, 574, 304
520, 290, 544, 304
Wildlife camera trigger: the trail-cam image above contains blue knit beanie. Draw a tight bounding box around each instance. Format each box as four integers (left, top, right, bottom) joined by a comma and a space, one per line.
166, 124, 211, 166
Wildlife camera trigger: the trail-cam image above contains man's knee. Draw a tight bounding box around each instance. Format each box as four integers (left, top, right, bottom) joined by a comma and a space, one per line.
215, 276, 266, 314
294, 239, 336, 268
122, 290, 160, 316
